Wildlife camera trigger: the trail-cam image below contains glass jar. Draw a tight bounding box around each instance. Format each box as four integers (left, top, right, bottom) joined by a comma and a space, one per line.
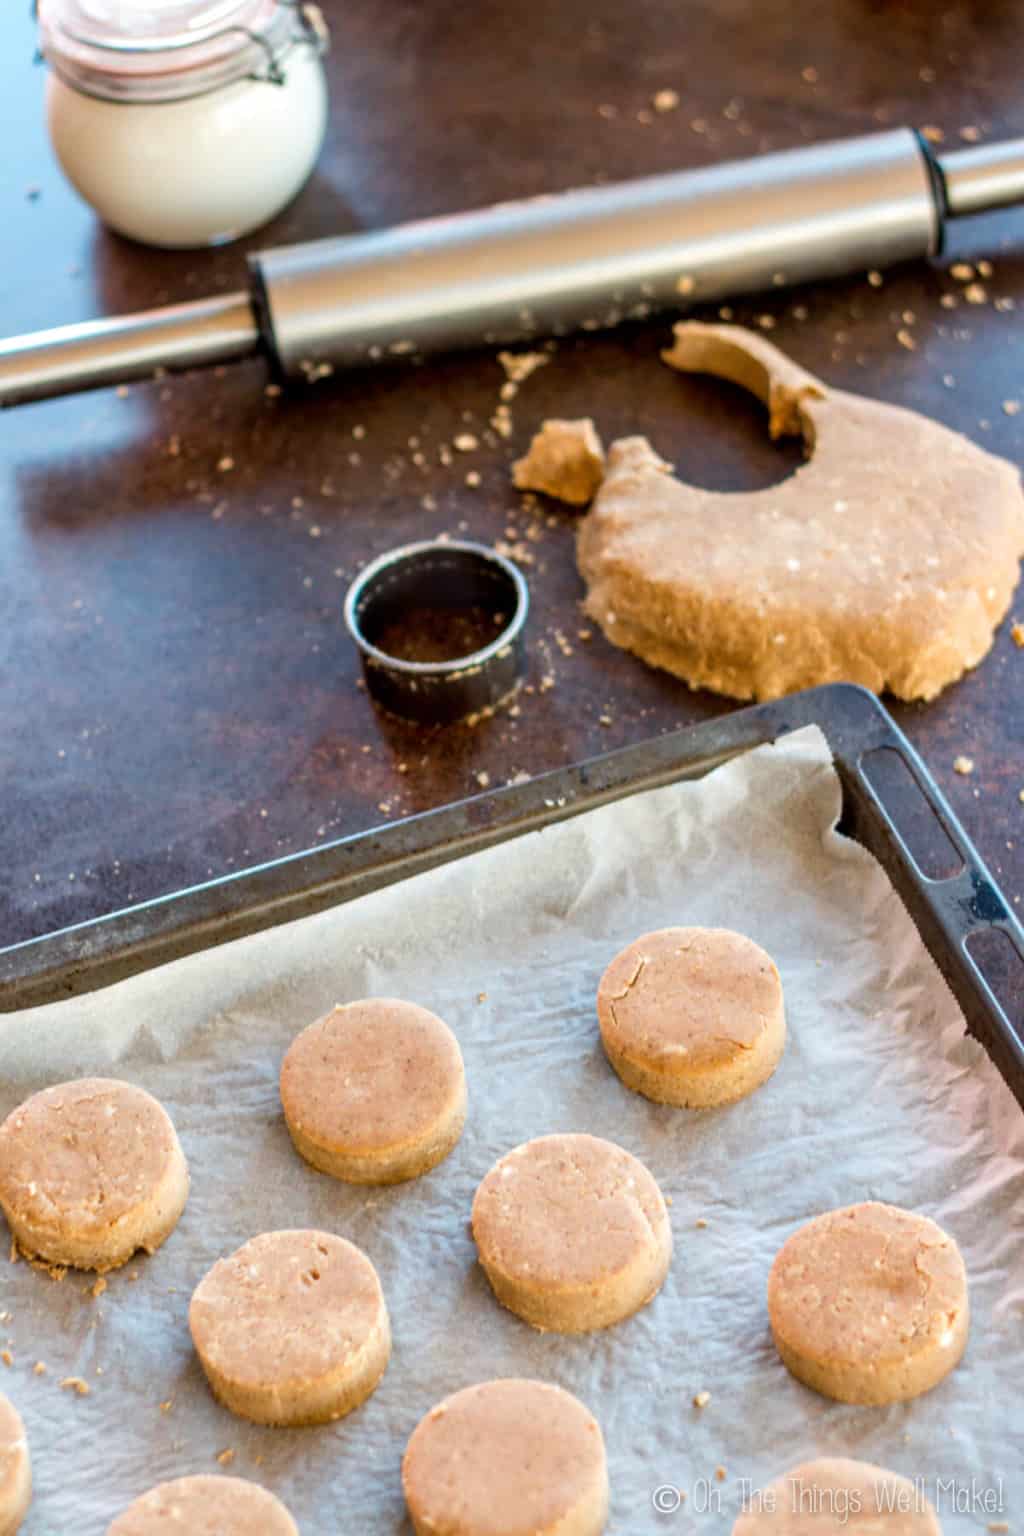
37, 0, 330, 249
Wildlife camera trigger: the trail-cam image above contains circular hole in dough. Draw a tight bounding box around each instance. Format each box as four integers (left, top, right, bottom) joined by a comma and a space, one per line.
471, 1132, 671, 1333
280, 999, 467, 1185
189, 1229, 390, 1426
732, 1457, 942, 1535
597, 926, 786, 1108
0, 1078, 189, 1273
0, 1393, 30, 1535
767, 1201, 969, 1404
403, 1378, 608, 1536
106, 1474, 298, 1535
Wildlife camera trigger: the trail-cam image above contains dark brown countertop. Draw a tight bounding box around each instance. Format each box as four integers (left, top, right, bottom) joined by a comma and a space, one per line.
2, 0, 1022, 954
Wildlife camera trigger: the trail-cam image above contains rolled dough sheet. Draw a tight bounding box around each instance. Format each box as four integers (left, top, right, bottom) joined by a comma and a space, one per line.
0, 726, 1020, 1533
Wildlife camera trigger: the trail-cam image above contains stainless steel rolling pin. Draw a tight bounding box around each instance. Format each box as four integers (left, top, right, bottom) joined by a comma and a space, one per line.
3, 127, 1024, 408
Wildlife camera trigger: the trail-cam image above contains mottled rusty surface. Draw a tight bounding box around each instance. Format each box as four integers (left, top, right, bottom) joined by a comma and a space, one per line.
1, 0, 1022, 952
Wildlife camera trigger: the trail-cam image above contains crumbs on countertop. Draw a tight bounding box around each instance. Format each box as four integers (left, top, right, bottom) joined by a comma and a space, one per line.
499, 351, 550, 388
512, 418, 606, 506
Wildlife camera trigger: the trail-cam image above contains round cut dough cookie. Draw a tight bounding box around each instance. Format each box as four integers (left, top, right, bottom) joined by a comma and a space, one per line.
768, 1202, 968, 1404
471, 1133, 671, 1333
189, 1229, 390, 1426
0, 1078, 189, 1272
280, 999, 466, 1184
597, 926, 785, 1107
403, 1378, 608, 1536
732, 1458, 941, 1535
106, 1475, 298, 1535
0, 1394, 30, 1536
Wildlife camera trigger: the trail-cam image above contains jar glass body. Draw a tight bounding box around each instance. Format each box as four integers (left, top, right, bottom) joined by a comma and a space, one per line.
46, 48, 328, 248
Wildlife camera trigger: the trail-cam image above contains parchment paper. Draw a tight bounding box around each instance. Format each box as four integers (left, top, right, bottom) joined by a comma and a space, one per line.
2, 726, 1021, 1534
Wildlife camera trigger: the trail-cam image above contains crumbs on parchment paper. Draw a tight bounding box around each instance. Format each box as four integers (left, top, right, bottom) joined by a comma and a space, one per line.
60, 1377, 90, 1396
16, 1248, 67, 1283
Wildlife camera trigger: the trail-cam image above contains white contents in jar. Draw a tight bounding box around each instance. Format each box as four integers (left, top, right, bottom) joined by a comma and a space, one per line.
39, 0, 330, 250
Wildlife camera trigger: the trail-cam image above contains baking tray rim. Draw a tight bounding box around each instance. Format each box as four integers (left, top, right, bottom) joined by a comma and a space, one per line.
2, 683, 1022, 1110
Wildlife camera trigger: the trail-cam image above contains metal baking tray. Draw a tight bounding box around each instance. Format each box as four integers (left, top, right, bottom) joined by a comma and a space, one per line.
3, 683, 1022, 1107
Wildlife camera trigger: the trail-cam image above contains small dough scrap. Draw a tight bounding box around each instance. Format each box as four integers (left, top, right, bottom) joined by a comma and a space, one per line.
0, 1394, 30, 1536
732, 1458, 942, 1535
403, 1378, 608, 1536
471, 1132, 671, 1333
189, 1230, 390, 1426
280, 999, 466, 1184
767, 1202, 968, 1404
577, 321, 1024, 701
597, 926, 785, 1107
0, 1078, 189, 1273
513, 418, 606, 505
106, 1475, 298, 1535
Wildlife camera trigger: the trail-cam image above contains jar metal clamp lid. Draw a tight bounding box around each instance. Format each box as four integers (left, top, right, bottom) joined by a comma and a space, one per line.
344, 542, 530, 726
35, 0, 330, 103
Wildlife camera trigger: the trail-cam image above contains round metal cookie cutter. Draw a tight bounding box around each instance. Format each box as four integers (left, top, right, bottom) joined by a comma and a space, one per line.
343, 539, 529, 724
